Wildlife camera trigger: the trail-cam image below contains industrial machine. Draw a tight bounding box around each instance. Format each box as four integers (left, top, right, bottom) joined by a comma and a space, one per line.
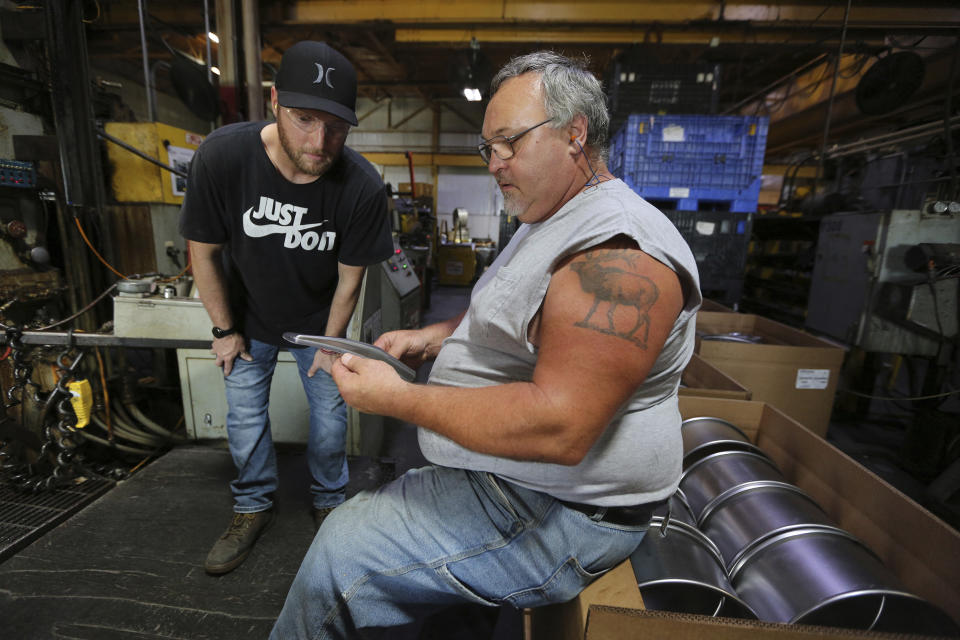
170, 242, 421, 455
101, 122, 204, 275
0, 161, 62, 318
805, 207, 960, 509
437, 208, 477, 286
805, 208, 960, 356
343, 241, 421, 455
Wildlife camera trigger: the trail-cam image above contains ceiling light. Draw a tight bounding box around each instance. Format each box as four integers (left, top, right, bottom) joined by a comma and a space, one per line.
211, 66, 221, 76
208, 31, 219, 43
463, 87, 482, 102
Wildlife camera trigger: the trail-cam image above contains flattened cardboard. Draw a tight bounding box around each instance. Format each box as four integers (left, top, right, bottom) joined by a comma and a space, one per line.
695, 312, 846, 436
584, 607, 940, 640
680, 353, 752, 400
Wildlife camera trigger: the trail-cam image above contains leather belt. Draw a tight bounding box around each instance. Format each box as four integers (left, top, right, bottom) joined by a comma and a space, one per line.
560, 498, 667, 526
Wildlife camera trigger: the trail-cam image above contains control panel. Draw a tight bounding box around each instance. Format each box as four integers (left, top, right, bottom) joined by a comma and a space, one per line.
0, 159, 37, 189
382, 246, 419, 297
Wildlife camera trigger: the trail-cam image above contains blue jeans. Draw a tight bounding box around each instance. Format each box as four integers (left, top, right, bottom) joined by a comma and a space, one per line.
223, 338, 347, 513
270, 466, 650, 639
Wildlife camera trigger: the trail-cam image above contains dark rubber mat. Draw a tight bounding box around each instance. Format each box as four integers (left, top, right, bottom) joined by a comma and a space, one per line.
0, 445, 394, 639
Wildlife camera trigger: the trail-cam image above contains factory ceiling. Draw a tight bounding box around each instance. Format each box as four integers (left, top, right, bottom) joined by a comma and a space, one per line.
7, 0, 960, 158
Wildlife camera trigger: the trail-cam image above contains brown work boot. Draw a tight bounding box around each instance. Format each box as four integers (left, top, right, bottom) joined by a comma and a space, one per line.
204, 509, 274, 575
312, 506, 336, 532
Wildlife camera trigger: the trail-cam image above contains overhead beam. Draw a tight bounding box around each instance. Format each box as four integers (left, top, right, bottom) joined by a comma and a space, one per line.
362, 30, 433, 104
737, 53, 872, 123
283, 1, 960, 26
393, 27, 887, 46
87, 2, 960, 35
440, 101, 481, 131
361, 152, 484, 167
763, 164, 817, 178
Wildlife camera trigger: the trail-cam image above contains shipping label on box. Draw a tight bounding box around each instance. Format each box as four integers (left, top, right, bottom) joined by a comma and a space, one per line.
795, 368, 830, 390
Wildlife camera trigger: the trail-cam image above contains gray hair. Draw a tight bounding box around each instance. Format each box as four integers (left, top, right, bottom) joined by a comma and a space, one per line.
490, 51, 609, 163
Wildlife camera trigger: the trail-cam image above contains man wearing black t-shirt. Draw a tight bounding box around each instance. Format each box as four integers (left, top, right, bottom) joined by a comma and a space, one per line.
178, 41, 393, 575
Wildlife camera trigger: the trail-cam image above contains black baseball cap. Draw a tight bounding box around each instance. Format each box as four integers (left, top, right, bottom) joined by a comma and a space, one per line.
275, 41, 358, 126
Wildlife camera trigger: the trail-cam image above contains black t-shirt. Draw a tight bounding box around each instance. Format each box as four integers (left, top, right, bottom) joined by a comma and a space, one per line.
178, 121, 393, 345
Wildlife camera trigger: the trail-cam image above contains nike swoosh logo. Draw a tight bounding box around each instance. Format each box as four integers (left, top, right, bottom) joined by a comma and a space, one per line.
242, 207, 324, 237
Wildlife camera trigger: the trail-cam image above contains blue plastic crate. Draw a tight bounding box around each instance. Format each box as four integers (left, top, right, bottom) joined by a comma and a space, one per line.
610, 114, 769, 212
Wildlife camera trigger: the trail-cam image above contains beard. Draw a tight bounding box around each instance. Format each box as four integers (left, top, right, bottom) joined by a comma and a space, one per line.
499, 180, 530, 220
501, 191, 523, 218
277, 117, 335, 176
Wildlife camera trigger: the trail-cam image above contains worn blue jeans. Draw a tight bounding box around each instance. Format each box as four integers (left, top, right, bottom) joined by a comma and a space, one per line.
223, 338, 347, 513
270, 466, 650, 639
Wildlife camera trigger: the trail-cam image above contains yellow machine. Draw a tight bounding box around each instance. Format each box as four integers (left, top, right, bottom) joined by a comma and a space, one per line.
104, 122, 204, 204
437, 243, 476, 286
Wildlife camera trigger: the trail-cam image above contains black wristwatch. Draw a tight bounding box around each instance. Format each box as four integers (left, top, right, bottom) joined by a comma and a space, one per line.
212, 326, 237, 339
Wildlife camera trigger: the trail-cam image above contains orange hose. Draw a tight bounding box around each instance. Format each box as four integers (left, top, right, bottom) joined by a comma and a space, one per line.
95, 346, 112, 439
73, 217, 127, 279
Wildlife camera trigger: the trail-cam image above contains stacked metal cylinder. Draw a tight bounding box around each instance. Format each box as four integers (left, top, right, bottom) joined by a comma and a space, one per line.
630, 416, 959, 635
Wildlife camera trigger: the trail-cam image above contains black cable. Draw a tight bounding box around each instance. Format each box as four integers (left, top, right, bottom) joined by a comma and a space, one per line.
576, 140, 602, 188
888, 35, 929, 51
927, 270, 946, 366
0, 282, 119, 332
96, 129, 188, 179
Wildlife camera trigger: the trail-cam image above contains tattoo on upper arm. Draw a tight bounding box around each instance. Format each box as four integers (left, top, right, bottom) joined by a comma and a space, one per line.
569, 250, 660, 348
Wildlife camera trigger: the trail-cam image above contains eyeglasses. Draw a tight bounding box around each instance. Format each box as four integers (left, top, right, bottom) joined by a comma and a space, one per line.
281, 106, 350, 139
477, 118, 554, 164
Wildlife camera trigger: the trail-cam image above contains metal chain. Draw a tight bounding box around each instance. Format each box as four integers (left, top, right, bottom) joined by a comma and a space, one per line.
1, 340, 89, 492
46, 349, 88, 489
1, 328, 32, 483
4, 328, 41, 409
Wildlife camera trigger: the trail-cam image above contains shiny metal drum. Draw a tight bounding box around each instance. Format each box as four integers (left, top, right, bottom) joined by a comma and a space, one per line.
730, 527, 960, 635
700, 332, 764, 343
697, 480, 836, 570
681, 416, 765, 467
630, 518, 756, 619
679, 450, 785, 522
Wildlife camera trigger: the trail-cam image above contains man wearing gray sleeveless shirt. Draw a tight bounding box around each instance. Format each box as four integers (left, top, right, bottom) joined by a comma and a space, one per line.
272, 51, 701, 639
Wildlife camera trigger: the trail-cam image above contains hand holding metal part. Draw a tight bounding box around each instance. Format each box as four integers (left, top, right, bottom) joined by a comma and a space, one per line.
282, 333, 416, 382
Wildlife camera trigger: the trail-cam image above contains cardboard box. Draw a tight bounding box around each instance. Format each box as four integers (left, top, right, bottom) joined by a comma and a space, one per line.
701, 298, 737, 312
437, 244, 476, 286
524, 559, 642, 640
527, 397, 960, 639
398, 181, 433, 198
678, 397, 960, 627
680, 353, 752, 401
583, 607, 934, 640
695, 312, 846, 436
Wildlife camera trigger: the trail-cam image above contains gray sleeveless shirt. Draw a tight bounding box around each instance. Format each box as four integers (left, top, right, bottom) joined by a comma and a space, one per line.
420, 179, 701, 505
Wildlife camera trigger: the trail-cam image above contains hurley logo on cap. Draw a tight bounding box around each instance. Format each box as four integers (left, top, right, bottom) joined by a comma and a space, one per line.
314, 64, 335, 88
276, 41, 358, 126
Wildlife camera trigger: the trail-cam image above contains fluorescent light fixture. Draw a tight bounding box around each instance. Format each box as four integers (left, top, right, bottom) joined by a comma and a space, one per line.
211, 66, 221, 76
463, 87, 481, 102
208, 31, 219, 43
